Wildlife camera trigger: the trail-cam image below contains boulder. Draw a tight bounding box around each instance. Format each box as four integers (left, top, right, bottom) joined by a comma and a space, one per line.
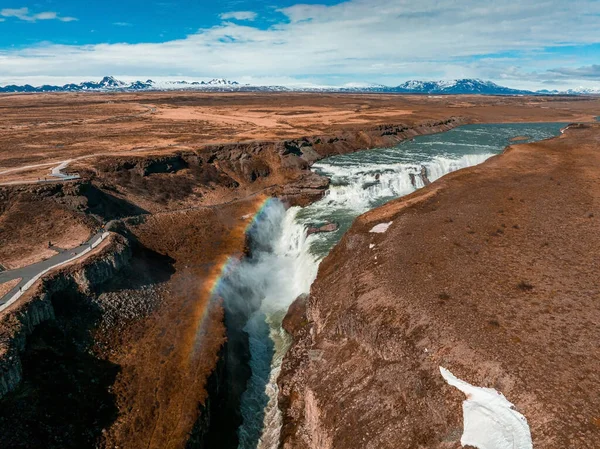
307, 222, 339, 235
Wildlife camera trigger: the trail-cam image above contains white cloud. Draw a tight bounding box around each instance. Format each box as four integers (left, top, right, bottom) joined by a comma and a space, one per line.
0, 7, 77, 22
219, 11, 257, 21
0, 0, 599, 89
113, 22, 133, 27
34, 11, 57, 20
545, 64, 600, 80
1, 7, 31, 21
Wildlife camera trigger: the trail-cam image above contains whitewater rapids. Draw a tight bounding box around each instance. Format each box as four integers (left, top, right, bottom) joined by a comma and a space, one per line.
217, 122, 566, 449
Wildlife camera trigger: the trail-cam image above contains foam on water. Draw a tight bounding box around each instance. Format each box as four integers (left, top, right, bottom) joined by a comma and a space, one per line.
313, 153, 492, 212
218, 122, 565, 449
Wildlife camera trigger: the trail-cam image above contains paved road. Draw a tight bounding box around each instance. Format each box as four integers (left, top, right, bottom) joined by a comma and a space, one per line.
0, 158, 81, 186
50, 159, 80, 181
0, 231, 109, 312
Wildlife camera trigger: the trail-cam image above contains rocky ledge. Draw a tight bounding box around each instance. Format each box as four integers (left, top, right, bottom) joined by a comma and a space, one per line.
278, 124, 600, 448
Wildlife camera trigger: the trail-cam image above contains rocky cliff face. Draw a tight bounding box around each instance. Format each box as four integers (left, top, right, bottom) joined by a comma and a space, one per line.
0, 296, 55, 397
278, 124, 600, 448
71, 240, 132, 294
0, 234, 131, 400
81, 117, 466, 211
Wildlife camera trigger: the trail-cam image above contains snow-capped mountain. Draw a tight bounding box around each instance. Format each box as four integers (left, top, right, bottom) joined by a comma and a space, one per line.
66, 76, 128, 91
203, 78, 239, 86
0, 76, 243, 93
96, 76, 127, 88
389, 79, 530, 95
536, 86, 600, 95
145, 78, 240, 90
563, 87, 600, 95
0, 76, 598, 95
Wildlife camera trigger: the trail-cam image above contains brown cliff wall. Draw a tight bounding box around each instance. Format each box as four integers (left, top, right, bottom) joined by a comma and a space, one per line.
78, 117, 466, 211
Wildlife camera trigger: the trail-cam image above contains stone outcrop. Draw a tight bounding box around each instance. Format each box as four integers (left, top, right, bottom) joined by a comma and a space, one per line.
307, 223, 339, 235
280, 172, 331, 207
0, 297, 55, 397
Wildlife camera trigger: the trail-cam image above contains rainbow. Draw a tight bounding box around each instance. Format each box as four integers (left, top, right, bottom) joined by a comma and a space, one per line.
207, 256, 240, 299
207, 197, 276, 300
207, 197, 276, 299
244, 197, 277, 234
188, 196, 275, 358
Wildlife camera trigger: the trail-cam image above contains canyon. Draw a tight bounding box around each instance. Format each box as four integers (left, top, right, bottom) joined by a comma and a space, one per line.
0, 92, 599, 449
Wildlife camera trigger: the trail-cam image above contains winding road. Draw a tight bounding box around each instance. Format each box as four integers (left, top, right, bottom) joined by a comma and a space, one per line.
0, 158, 81, 186
0, 104, 157, 187
0, 231, 110, 313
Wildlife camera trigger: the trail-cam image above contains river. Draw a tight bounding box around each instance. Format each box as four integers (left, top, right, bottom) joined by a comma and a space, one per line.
216, 122, 566, 449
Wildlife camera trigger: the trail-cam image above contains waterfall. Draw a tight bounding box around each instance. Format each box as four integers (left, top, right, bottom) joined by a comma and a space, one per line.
217, 201, 319, 449
313, 153, 492, 213
224, 153, 495, 449
217, 123, 566, 449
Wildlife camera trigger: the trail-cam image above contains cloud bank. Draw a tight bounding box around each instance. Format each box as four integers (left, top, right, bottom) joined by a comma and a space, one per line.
1, 7, 77, 22
1, 0, 599, 88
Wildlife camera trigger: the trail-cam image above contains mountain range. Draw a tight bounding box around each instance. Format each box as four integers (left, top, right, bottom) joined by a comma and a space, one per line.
0, 76, 598, 95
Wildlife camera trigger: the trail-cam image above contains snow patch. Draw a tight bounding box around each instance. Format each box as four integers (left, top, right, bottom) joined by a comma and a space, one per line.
439, 367, 533, 449
369, 222, 392, 233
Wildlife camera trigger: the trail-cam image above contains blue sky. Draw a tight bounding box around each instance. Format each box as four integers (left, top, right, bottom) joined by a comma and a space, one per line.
1, 0, 600, 89
0, 1, 335, 47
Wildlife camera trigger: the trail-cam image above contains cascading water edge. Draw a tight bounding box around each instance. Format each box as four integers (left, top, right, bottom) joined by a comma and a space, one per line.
212, 122, 567, 449
216, 202, 320, 449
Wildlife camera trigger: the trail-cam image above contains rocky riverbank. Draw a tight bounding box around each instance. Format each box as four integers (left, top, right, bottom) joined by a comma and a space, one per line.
75, 117, 467, 211
278, 123, 600, 448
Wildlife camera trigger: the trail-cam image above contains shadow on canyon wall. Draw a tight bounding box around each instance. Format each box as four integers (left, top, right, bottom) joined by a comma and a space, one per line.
0, 238, 176, 449
0, 285, 119, 449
